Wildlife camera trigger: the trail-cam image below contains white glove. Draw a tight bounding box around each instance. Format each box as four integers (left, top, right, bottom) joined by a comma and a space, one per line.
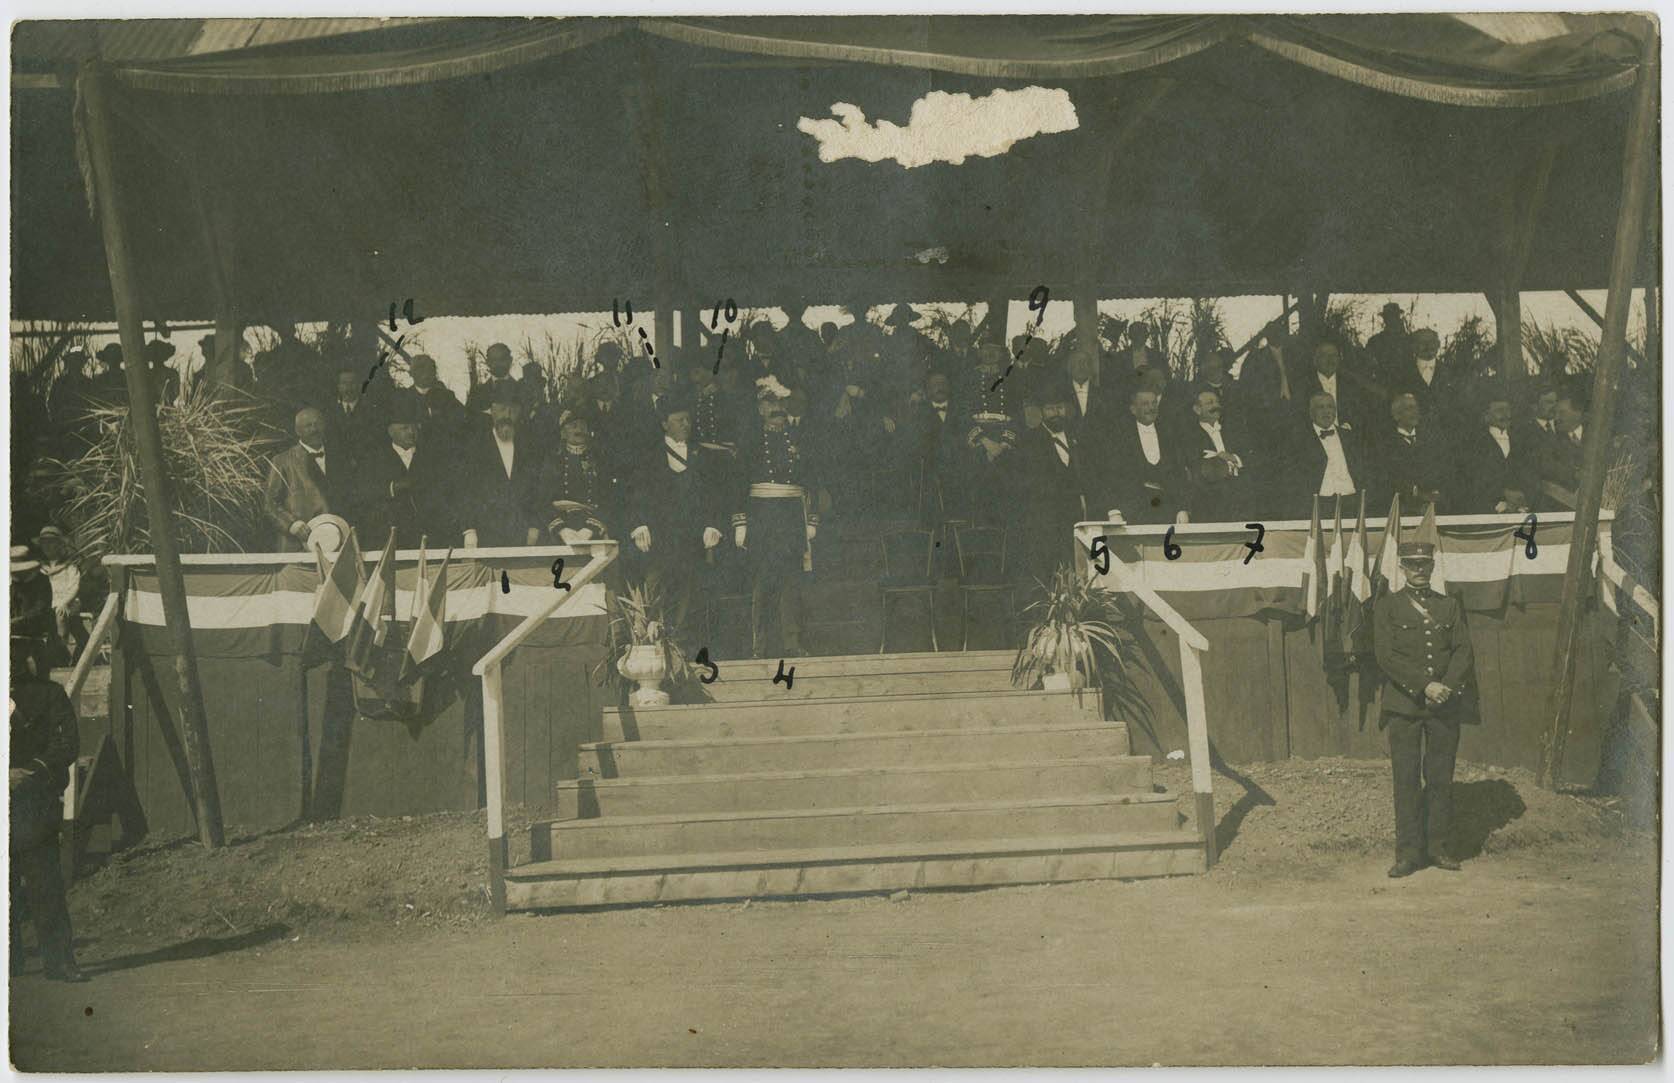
734, 524, 747, 549
1174, 510, 1191, 526
631, 525, 652, 552
702, 527, 721, 549
288, 520, 308, 539
882, 416, 896, 433
463, 529, 480, 549
805, 523, 818, 542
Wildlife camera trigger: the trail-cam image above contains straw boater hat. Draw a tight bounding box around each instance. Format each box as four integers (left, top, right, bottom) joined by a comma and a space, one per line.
306, 514, 352, 557
10, 545, 39, 578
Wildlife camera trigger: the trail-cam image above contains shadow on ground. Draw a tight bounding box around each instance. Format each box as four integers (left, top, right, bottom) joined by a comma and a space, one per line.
1450, 778, 1527, 859
85, 924, 290, 976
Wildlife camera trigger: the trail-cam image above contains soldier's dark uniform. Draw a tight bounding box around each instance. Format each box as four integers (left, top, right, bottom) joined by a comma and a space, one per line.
1372, 542, 1476, 876
10, 640, 85, 981
734, 406, 821, 658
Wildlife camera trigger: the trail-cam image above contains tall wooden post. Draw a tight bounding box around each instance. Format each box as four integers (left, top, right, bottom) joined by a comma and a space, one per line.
1538, 30, 1658, 787
79, 61, 225, 846
632, 41, 674, 369
1490, 140, 1560, 390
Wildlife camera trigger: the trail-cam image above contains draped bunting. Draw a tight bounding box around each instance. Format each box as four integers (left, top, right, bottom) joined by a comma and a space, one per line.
47, 14, 1645, 105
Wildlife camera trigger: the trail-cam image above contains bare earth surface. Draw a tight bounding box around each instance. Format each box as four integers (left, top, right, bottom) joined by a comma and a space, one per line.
11, 758, 1658, 1068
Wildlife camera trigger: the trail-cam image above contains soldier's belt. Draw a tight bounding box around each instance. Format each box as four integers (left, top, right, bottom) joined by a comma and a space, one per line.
749, 483, 805, 499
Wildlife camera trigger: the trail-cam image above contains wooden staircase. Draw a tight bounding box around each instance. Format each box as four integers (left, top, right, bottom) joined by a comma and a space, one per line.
503, 650, 1207, 911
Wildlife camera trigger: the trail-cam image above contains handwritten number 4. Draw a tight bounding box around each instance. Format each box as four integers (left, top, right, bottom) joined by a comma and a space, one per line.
1514, 514, 1538, 559
773, 660, 795, 690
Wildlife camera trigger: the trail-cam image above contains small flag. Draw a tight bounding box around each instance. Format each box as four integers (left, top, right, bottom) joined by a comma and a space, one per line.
1303, 493, 1328, 620
402, 543, 451, 682
1346, 492, 1372, 604
1374, 491, 1405, 595
1330, 495, 1348, 612
1413, 500, 1447, 593
346, 529, 397, 680
311, 527, 363, 643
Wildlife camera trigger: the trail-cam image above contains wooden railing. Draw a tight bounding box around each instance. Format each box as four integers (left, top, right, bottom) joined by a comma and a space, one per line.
470, 541, 618, 913
1074, 525, 1216, 868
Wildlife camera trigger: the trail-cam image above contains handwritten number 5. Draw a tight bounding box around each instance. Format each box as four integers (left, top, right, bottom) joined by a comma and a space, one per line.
1088, 535, 1110, 576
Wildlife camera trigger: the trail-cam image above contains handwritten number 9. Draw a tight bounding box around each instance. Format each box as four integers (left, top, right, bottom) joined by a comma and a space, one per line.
1027, 285, 1051, 326
1163, 527, 1182, 561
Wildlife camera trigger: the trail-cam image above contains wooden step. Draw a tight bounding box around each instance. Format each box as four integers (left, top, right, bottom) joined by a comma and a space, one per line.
581, 722, 1129, 778
604, 688, 1103, 742
703, 650, 1014, 680
504, 830, 1208, 910
556, 756, 1156, 819
535, 792, 1181, 860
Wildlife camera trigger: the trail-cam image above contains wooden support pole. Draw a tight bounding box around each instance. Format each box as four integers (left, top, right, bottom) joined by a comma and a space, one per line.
1495, 140, 1561, 389
79, 61, 225, 847
633, 40, 674, 370
1564, 288, 1649, 368
1491, 287, 1523, 383
1539, 30, 1658, 788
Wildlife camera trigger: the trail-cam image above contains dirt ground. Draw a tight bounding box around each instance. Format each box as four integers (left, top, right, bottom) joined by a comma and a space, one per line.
10, 757, 1660, 1068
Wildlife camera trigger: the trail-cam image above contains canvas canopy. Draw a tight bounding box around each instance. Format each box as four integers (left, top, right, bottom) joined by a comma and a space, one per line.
12, 14, 1657, 321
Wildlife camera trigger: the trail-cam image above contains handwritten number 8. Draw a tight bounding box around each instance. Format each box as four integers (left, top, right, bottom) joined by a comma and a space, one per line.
1514, 514, 1538, 559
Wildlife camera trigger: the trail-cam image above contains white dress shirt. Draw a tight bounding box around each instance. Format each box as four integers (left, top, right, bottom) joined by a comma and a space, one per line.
1199, 421, 1227, 455
1316, 372, 1338, 403
931, 401, 949, 423
392, 443, 415, 470
1416, 358, 1437, 385
1488, 426, 1511, 458
1136, 422, 1161, 466
664, 436, 689, 473
1072, 380, 1091, 416
300, 442, 326, 476
1050, 431, 1071, 467
1316, 426, 1356, 495
494, 433, 516, 478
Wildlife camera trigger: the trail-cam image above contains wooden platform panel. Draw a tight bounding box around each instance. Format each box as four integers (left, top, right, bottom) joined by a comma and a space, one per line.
504, 831, 1207, 910
534, 792, 1183, 860
556, 755, 1156, 819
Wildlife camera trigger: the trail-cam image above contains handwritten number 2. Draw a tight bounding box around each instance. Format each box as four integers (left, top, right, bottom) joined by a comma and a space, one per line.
1515, 514, 1538, 559
550, 557, 570, 591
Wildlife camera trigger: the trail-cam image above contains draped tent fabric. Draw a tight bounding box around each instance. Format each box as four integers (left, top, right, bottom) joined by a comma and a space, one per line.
34, 15, 1646, 103
12, 14, 1656, 321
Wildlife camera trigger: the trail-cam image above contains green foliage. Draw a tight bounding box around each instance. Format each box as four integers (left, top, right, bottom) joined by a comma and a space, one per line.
594, 582, 696, 690
42, 382, 288, 562
1441, 313, 1497, 376
1011, 564, 1142, 694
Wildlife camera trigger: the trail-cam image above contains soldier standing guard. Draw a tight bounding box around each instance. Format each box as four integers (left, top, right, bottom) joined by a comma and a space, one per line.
1372, 541, 1476, 878
734, 384, 820, 658
10, 619, 86, 982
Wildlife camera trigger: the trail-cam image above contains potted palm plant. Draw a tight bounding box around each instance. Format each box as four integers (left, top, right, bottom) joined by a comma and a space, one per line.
1012, 565, 1139, 692
599, 584, 693, 706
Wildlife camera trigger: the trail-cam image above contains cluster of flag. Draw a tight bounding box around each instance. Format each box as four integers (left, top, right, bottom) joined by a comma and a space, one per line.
311, 528, 453, 709
1301, 492, 1442, 660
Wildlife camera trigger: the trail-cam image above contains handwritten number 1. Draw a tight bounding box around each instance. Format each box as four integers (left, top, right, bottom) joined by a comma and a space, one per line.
1515, 514, 1538, 559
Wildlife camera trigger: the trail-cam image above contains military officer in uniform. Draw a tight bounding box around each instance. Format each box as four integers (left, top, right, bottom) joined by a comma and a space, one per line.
10, 630, 86, 981
733, 390, 821, 658
1372, 541, 1475, 877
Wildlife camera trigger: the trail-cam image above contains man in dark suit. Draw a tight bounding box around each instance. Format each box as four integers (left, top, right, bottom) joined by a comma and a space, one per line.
1373, 541, 1476, 877
546, 409, 623, 541
1363, 301, 1412, 389
9, 633, 86, 982
1296, 340, 1372, 432
458, 393, 549, 549
1388, 328, 1463, 430
1283, 391, 1364, 520
1371, 392, 1448, 512
1181, 387, 1258, 523
906, 370, 974, 524
1058, 349, 1119, 445
325, 366, 381, 463
400, 354, 465, 443
1106, 385, 1190, 526
1455, 392, 1535, 513
264, 407, 340, 551
355, 397, 452, 548
465, 342, 520, 419
1013, 390, 1105, 586
626, 391, 726, 645
1537, 386, 1589, 495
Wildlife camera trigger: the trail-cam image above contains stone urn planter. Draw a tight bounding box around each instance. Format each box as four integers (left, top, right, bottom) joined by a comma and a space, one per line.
617, 640, 671, 707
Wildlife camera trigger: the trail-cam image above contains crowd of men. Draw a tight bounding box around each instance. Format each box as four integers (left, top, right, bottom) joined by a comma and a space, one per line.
255, 299, 1612, 656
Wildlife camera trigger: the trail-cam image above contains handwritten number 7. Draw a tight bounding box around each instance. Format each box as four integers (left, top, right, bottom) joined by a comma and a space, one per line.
1243, 523, 1266, 564
1514, 514, 1538, 559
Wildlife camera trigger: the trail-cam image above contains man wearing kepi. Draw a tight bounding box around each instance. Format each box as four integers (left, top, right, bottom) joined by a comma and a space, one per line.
734, 381, 820, 658
1373, 541, 1474, 878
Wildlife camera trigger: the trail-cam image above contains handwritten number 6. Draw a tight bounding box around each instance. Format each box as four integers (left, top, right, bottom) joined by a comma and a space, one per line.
1514, 514, 1538, 559
1163, 527, 1182, 561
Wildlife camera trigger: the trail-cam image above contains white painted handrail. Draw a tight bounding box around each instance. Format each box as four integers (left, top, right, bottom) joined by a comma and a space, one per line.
471, 540, 617, 912
65, 591, 120, 701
